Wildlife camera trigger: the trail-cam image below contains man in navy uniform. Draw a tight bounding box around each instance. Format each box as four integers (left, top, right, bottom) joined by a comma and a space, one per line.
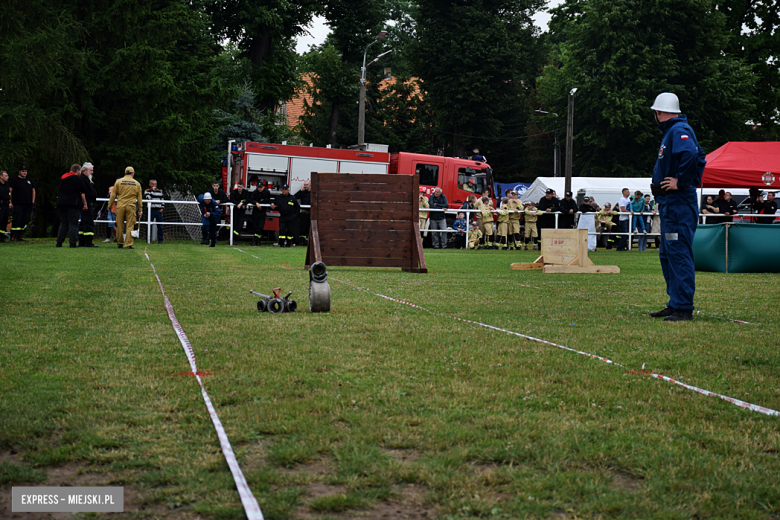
648, 93, 706, 322
271, 185, 300, 247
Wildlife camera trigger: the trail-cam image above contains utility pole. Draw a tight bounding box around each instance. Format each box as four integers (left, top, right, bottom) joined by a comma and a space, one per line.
565, 88, 577, 195
358, 31, 390, 148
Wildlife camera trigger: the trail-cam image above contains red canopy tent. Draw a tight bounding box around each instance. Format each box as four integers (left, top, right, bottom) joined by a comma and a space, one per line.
701, 141, 780, 189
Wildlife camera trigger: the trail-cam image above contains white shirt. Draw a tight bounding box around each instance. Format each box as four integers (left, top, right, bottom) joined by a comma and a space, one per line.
618, 196, 630, 221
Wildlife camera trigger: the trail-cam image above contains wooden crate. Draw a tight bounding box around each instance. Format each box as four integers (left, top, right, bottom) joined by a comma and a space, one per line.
305, 173, 427, 273
511, 229, 619, 274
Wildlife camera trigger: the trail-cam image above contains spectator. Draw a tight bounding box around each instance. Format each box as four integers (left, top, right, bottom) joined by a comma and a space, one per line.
295, 180, 312, 245
144, 179, 165, 244
462, 178, 476, 192
460, 194, 476, 221
701, 195, 719, 224
507, 191, 522, 250
471, 149, 486, 162
717, 191, 738, 224
104, 185, 118, 243
765, 192, 778, 223
537, 188, 560, 231
205, 180, 229, 242
649, 199, 661, 248
200, 192, 219, 247
631, 190, 647, 251
473, 190, 492, 248
580, 196, 596, 213
418, 188, 429, 237
478, 196, 495, 249
522, 200, 540, 250
108, 167, 143, 249
453, 212, 467, 249
250, 182, 271, 246
9, 165, 36, 242
467, 221, 482, 249
428, 187, 449, 249
56, 164, 87, 248
559, 191, 578, 229
0, 170, 9, 243
229, 180, 250, 244
78, 162, 99, 248
616, 188, 631, 251
496, 198, 510, 250
595, 201, 615, 249
271, 184, 300, 248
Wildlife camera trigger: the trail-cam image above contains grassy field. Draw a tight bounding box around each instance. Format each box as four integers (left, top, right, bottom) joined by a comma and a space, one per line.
1, 240, 779, 520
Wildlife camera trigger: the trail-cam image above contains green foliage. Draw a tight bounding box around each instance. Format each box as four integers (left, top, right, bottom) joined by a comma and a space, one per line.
715, 0, 780, 139
0, 0, 89, 169
410, 0, 545, 158
214, 82, 268, 146
538, 0, 755, 177
368, 75, 437, 154
297, 42, 360, 146
206, 0, 320, 110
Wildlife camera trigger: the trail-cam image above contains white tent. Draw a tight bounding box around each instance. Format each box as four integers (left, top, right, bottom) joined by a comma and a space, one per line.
523, 177, 653, 206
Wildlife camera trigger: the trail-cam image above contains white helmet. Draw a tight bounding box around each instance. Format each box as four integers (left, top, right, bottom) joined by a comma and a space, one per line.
651, 92, 680, 113
203, 192, 212, 200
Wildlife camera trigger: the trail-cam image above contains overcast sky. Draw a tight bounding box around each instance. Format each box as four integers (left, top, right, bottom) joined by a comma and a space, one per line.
295, 1, 563, 54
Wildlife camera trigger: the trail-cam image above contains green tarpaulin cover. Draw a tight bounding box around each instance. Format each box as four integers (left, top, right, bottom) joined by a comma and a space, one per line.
694, 224, 780, 273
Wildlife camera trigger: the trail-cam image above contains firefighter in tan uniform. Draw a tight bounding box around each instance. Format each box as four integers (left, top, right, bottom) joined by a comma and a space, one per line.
108, 167, 143, 249
418, 187, 429, 235
523, 200, 540, 250
497, 198, 510, 250
474, 191, 494, 248
478, 196, 495, 249
467, 221, 482, 249
506, 191, 522, 250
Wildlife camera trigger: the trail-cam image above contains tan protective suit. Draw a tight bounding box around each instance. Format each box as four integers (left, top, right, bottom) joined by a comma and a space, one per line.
108, 174, 143, 248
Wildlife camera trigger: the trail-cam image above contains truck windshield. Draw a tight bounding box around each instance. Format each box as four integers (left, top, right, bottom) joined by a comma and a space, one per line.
458, 168, 490, 195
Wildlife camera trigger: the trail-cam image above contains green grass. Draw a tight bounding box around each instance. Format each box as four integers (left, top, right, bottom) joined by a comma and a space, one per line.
1, 239, 779, 519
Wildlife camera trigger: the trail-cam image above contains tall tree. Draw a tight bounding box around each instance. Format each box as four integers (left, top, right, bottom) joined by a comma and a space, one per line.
716, 0, 780, 138
207, 0, 321, 111
538, 0, 755, 177
410, 0, 544, 158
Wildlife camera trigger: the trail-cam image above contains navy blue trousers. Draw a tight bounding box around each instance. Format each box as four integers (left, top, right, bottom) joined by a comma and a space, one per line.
658, 202, 697, 311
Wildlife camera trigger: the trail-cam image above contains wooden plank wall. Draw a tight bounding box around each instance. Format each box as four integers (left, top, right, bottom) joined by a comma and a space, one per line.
306, 173, 426, 271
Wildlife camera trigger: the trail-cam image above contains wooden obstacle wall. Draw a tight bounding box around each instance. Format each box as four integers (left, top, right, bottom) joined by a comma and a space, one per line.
305, 172, 427, 272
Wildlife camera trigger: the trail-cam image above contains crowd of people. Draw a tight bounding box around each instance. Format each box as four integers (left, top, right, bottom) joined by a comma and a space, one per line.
1, 163, 776, 249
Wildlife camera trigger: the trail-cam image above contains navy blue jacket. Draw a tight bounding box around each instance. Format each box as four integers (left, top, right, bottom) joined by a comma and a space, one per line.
201, 199, 220, 218
652, 115, 706, 206
429, 193, 448, 220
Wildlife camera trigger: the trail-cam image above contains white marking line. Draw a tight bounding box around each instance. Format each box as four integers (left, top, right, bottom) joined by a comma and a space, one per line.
252, 252, 777, 418
146, 252, 264, 520
329, 275, 780, 418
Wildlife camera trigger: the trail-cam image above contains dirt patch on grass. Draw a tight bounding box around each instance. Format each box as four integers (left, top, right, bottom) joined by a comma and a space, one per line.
383, 448, 422, 464
0, 453, 201, 519
609, 472, 642, 492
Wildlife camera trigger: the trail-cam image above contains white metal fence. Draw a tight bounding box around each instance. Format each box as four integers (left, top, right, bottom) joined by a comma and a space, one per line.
93, 198, 777, 249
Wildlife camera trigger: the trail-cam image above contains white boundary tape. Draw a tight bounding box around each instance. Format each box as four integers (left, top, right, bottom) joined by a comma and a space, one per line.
146, 252, 264, 520
233, 247, 779, 418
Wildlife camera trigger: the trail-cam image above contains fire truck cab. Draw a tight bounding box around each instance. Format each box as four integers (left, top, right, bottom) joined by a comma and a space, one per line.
389, 152, 495, 224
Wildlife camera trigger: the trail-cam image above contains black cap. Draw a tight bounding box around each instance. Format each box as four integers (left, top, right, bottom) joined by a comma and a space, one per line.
565, 191, 573, 197
545, 188, 554, 195
19, 165, 27, 171
282, 184, 290, 190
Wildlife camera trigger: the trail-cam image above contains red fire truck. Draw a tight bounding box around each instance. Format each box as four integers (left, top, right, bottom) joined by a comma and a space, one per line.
223, 142, 495, 234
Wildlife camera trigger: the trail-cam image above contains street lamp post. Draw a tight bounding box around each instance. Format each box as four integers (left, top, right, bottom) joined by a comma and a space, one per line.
535, 109, 560, 177
565, 87, 577, 195
358, 31, 391, 148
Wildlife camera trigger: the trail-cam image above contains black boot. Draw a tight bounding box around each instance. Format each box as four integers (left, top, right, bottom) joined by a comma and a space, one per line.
650, 307, 674, 318
664, 310, 694, 322
210, 240, 216, 248
87, 237, 99, 248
